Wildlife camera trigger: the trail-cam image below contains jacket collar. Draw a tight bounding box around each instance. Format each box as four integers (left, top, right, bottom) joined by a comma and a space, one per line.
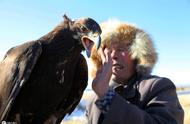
109, 74, 139, 99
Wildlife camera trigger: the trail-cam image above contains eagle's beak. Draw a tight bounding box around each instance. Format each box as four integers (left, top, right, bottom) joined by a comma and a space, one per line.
81, 35, 101, 58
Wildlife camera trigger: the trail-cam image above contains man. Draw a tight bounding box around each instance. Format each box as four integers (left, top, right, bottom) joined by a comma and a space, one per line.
86, 20, 184, 124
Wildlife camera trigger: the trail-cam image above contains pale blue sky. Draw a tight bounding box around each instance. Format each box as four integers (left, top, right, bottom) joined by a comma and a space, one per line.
0, 0, 190, 86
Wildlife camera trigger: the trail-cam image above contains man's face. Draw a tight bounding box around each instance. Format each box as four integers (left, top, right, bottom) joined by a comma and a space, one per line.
108, 42, 136, 83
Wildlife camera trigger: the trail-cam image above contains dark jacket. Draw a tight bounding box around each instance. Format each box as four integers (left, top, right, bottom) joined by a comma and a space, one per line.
86, 75, 184, 124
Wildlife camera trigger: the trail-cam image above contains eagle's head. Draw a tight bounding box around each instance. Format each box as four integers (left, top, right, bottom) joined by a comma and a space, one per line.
64, 15, 102, 57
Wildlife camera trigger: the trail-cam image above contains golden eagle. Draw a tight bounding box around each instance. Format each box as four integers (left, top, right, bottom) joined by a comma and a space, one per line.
0, 15, 101, 123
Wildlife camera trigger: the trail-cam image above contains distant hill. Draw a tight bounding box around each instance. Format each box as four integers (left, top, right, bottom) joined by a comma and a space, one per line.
177, 86, 190, 91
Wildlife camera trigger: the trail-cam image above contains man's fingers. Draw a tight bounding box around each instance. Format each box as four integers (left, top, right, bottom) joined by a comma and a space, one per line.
98, 47, 106, 63
104, 48, 112, 62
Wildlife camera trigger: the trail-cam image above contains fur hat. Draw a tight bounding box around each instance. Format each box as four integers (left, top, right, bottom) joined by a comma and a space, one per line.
90, 20, 157, 78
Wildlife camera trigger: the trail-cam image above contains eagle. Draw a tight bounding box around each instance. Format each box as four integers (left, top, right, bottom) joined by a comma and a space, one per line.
0, 15, 101, 124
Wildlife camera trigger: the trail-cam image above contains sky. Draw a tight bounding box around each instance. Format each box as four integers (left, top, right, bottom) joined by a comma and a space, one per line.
0, 0, 190, 87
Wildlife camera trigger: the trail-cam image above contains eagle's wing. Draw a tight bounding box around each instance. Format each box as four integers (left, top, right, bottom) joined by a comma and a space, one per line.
56, 54, 88, 123
0, 41, 42, 120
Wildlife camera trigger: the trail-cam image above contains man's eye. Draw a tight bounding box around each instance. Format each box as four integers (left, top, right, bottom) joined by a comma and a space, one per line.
117, 48, 125, 51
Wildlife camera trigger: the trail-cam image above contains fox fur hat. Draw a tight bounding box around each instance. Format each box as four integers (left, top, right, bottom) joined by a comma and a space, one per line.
90, 19, 157, 78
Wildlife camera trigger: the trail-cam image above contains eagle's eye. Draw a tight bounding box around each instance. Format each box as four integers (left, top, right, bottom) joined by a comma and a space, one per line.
80, 25, 88, 33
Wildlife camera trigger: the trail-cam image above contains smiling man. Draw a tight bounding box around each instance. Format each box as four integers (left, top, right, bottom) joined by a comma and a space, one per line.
86, 20, 184, 124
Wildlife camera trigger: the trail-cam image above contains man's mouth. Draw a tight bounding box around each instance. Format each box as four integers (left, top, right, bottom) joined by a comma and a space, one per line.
112, 64, 124, 71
